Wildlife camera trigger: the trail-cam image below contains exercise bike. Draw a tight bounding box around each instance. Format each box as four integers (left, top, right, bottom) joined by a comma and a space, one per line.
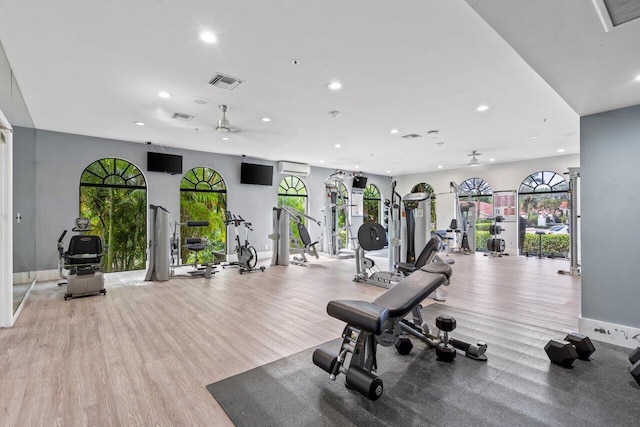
223, 211, 265, 274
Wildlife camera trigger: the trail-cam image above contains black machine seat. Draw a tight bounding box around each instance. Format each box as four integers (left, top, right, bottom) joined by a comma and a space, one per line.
298, 223, 319, 248
185, 237, 206, 252
326, 264, 451, 333
395, 237, 440, 275
66, 235, 103, 265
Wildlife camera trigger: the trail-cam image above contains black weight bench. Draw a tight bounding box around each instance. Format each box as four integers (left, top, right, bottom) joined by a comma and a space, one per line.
313, 262, 487, 401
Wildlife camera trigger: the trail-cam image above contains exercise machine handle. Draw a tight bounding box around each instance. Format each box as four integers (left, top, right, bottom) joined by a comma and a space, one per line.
58, 230, 68, 243
185, 221, 209, 227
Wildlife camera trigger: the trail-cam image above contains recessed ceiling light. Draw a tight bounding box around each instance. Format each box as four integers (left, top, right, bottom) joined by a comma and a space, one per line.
328, 81, 342, 91
200, 32, 217, 43
334, 144, 341, 148
557, 148, 565, 153
354, 165, 360, 169
390, 128, 400, 134
476, 104, 489, 112
386, 170, 391, 174
134, 121, 145, 126
319, 160, 324, 163
635, 74, 640, 81
158, 91, 172, 98
221, 136, 230, 141
489, 158, 496, 162
194, 99, 208, 105
531, 136, 539, 140
262, 117, 272, 122
437, 165, 443, 169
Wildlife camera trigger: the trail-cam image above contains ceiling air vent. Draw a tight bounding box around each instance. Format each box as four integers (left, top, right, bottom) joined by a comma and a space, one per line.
401, 133, 422, 139
593, 0, 640, 31
208, 73, 244, 90
171, 113, 195, 121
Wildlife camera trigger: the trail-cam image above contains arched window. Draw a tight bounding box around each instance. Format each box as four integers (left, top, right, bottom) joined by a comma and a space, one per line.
79, 158, 147, 272
180, 167, 227, 263
278, 175, 308, 214
518, 171, 570, 256
459, 178, 492, 196
411, 182, 436, 229
460, 177, 493, 252
363, 184, 381, 223
278, 176, 308, 244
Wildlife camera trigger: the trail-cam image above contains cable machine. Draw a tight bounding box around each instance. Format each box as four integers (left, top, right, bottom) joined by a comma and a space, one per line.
322, 171, 355, 258
448, 182, 476, 254
558, 167, 580, 276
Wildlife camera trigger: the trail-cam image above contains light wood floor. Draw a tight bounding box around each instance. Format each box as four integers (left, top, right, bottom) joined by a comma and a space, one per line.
0, 253, 580, 426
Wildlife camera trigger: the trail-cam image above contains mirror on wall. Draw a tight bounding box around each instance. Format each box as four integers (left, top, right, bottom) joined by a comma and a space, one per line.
2, 40, 37, 316
12, 127, 37, 313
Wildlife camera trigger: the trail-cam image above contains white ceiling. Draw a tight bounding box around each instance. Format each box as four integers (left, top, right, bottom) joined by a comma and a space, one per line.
0, 0, 636, 176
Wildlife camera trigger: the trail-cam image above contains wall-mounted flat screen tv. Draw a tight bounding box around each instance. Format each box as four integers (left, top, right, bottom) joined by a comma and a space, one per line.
353, 176, 368, 189
241, 163, 273, 186
147, 152, 183, 175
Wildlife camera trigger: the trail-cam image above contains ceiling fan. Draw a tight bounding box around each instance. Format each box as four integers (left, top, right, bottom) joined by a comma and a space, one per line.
467, 150, 482, 167
215, 104, 240, 133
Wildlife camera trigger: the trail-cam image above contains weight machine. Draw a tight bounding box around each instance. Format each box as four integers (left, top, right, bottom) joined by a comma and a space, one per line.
146, 205, 216, 280
322, 170, 356, 258
270, 206, 322, 267
558, 167, 580, 276
447, 182, 476, 254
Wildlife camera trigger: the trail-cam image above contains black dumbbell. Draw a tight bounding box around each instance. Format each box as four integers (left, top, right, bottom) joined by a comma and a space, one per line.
395, 336, 413, 355
544, 333, 595, 367
629, 347, 640, 387
435, 315, 457, 362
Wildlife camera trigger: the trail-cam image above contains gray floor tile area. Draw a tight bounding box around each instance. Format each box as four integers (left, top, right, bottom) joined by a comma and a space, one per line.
207, 304, 640, 427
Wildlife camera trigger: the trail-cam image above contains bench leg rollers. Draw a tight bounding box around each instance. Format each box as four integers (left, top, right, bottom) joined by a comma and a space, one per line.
312, 348, 338, 375
345, 366, 384, 401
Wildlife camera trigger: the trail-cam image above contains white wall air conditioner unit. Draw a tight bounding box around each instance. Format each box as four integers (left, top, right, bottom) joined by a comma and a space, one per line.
277, 161, 311, 176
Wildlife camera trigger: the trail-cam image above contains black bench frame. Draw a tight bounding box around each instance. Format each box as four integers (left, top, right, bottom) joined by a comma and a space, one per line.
313, 263, 487, 400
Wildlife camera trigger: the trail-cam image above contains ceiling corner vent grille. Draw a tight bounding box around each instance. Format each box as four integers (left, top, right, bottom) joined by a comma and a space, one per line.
593, 0, 640, 31
171, 112, 195, 121
401, 133, 422, 139
208, 73, 244, 90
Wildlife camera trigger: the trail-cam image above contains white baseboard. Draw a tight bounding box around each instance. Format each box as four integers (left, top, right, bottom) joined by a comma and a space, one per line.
579, 316, 640, 349
36, 269, 63, 282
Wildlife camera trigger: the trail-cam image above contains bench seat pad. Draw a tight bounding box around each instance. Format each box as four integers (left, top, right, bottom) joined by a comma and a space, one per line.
373, 266, 450, 318
327, 301, 389, 335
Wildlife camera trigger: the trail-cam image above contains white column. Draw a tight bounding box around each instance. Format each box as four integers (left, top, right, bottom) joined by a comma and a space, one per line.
0, 109, 14, 327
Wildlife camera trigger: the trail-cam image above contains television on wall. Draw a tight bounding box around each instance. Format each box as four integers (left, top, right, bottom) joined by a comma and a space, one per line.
241, 163, 273, 186
353, 176, 368, 189
147, 152, 183, 175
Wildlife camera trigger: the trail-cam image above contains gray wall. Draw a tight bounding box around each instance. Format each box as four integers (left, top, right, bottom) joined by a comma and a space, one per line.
581, 104, 640, 328
33, 128, 388, 270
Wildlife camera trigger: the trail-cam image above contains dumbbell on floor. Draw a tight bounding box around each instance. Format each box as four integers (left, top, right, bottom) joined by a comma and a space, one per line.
435, 315, 457, 362
629, 347, 640, 386
544, 333, 595, 367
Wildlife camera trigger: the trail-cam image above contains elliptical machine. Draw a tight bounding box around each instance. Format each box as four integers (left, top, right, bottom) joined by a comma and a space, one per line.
223, 211, 265, 274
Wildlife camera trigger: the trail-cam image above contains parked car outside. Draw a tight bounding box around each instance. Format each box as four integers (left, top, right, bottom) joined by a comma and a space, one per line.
548, 225, 569, 234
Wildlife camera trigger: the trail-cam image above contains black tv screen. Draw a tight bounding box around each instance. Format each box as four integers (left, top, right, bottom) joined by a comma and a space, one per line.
353, 176, 368, 189
147, 152, 183, 175
241, 163, 273, 186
